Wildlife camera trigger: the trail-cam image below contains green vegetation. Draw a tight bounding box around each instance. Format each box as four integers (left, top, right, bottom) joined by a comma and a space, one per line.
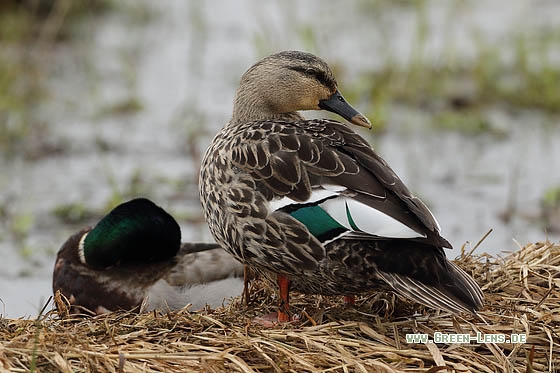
52, 202, 97, 224
96, 46, 144, 117
433, 110, 507, 138
98, 97, 144, 117
0, 0, 111, 158
541, 186, 560, 233
0, 48, 45, 157
542, 187, 560, 209
51, 167, 160, 226
354, 30, 560, 126
10, 211, 34, 242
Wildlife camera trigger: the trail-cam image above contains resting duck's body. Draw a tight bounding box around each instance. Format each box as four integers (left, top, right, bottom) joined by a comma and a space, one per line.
199, 51, 483, 322
52, 198, 244, 315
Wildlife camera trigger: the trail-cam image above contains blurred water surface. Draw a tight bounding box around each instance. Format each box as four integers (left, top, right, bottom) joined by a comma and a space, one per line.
1, 0, 559, 318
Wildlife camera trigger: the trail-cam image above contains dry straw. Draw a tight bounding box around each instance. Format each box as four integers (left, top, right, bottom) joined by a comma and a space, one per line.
1, 241, 558, 372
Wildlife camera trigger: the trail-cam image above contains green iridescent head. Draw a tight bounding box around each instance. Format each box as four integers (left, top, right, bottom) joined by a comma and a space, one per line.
80, 198, 181, 268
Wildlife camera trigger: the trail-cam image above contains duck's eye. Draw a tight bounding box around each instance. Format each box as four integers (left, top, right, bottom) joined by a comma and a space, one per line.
304, 69, 324, 81
287, 66, 335, 90
287, 66, 317, 78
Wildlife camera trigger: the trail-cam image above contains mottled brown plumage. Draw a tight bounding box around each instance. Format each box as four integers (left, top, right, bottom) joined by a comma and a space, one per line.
199, 51, 483, 319
52, 199, 244, 315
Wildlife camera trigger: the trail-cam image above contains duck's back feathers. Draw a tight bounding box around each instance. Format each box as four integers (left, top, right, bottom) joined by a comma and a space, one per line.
228, 119, 448, 247
165, 243, 245, 285
141, 243, 245, 312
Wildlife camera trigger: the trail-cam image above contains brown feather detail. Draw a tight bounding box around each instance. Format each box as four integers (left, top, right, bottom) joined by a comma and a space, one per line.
342, 147, 400, 187
268, 151, 302, 185
255, 161, 273, 179
287, 167, 311, 202
308, 145, 344, 174
282, 239, 483, 314
244, 147, 257, 168
254, 144, 268, 167
244, 220, 266, 237
337, 152, 360, 175
296, 136, 318, 163
266, 135, 282, 154
232, 148, 245, 166
227, 118, 446, 243
263, 175, 295, 195
269, 213, 324, 266
279, 133, 301, 151
238, 214, 324, 273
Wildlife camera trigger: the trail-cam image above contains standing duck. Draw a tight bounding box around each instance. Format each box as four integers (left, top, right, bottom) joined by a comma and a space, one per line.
53, 198, 244, 315
199, 51, 483, 323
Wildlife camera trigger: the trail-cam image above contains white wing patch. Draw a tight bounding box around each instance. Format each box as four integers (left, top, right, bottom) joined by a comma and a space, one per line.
321, 198, 425, 239
270, 186, 426, 239
269, 185, 344, 211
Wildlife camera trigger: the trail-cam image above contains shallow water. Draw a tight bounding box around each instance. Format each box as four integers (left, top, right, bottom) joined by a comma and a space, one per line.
1, 0, 559, 318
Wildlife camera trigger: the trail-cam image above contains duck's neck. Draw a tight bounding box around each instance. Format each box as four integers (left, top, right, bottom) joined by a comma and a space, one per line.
231, 110, 304, 125
231, 91, 305, 124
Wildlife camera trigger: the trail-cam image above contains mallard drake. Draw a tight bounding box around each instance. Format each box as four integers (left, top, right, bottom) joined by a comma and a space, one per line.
199, 51, 484, 322
52, 198, 244, 315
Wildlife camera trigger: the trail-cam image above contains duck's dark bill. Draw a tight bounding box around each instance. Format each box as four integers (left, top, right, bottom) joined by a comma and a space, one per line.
319, 90, 372, 129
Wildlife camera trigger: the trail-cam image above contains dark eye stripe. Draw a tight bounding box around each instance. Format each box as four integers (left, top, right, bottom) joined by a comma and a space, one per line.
287, 66, 336, 91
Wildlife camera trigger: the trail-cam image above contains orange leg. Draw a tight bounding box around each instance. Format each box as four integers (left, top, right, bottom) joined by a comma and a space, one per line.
277, 274, 291, 322
343, 295, 355, 305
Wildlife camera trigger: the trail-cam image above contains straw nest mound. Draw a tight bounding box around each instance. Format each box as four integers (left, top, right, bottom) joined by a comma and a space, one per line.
1, 241, 559, 372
